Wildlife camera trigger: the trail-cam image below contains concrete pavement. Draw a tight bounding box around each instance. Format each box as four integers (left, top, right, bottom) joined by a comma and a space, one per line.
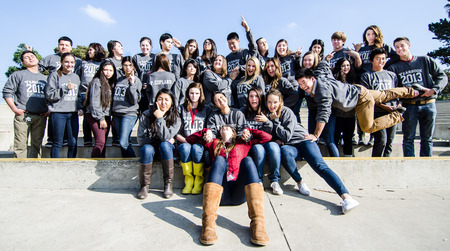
1, 185, 449, 250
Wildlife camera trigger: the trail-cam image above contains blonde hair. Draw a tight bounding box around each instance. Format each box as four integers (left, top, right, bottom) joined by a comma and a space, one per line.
214, 126, 237, 157
239, 57, 261, 85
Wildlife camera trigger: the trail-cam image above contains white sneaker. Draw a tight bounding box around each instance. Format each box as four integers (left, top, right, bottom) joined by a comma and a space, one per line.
270, 182, 283, 195
341, 198, 359, 214
297, 181, 311, 196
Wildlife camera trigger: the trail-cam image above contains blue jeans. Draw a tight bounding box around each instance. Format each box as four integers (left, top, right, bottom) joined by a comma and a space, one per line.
203, 149, 212, 168
50, 112, 78, 158
139, 141, 175, 164
207, 156, 259, 205
280, 140, 349, 196
177, 143, 204, 163
308, 109, 339, 157
113, 115, 137, 157
250, 142, 281, 183
402, 102, 437, 157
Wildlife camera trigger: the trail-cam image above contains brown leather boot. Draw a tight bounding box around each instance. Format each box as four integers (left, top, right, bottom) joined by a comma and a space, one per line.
137, 163, 153, 199
245, 183, 269, 246
200, 182, 223, 245
162, 159, 174, 199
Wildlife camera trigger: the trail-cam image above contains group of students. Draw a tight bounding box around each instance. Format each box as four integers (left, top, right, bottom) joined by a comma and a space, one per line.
3, 15, 448, 246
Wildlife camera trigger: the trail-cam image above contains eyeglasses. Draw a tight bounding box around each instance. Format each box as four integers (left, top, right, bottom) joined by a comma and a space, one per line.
123, 64, 133, 68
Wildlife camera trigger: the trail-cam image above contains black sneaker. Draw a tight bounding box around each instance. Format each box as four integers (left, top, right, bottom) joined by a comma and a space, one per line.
84, 141, 93, 147
411, 84, 425, 96
112, 141, 120, 147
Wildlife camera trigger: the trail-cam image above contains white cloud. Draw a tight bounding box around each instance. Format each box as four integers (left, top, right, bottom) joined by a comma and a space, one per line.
287, 22, 297, 29
82, 5, 116, 24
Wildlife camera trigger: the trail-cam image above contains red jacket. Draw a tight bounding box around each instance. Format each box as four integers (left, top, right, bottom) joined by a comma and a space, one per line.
186, 128, 272, 181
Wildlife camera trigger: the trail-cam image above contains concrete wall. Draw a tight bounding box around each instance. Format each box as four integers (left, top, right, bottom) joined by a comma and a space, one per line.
1, 158, 449, 190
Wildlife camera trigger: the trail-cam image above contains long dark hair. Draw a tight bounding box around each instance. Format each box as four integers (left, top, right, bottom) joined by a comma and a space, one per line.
84, 60, 117, 109
243, 86, 265, 119
107, 40, 122, 58
363, 25, 384, 48
86, 43, 106, 62
180, 58, 200, 82
274, 39, 294, 58
149, 88, 178, 133
201, 38, 218, 62
121, 56, 136, 75
333, 58, 357, 84
183, 82, 205, 112
308, 39, 325, 60
153, 53, 170, 72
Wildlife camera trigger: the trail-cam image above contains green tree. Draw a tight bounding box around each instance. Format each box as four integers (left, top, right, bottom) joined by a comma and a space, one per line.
427, 2, 450, 66
441, 69, 450, 100
5, 43, 42, 78
53, 45, 88, 60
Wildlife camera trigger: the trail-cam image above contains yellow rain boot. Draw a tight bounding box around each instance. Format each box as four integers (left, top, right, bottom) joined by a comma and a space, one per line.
180, 161, 194, 194
191, 162, 204, 194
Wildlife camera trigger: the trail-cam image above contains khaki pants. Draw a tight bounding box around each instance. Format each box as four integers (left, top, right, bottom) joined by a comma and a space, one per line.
355, 85, 415, 133
14, 114, 47, 158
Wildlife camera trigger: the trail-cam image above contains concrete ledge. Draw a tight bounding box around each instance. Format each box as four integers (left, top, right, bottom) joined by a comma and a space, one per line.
38, 142, 421, 158
1, 157, 449, 190
434, 123, 450, 140
293, 157, 450, 190
40, 145, 141, 158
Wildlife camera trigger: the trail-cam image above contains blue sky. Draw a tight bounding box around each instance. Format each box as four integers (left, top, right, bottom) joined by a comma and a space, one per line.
0, 0, 448, 93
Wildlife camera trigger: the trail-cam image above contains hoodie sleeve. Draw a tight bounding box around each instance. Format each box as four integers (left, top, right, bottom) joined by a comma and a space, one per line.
313, 79, 332, 124
202, 71, 232, 93
137, 112, 152, 146
172, 78, 183, 105
185, 128, 208, 145
89, 79, 107, 121
272, 108, 297, 143
2, 71, 20, 99
126, 78, 142, 105
427, 57, 448, 94
156, 117, 181, 142
249, 128, 272, 145
45, 72, 69, 102
246, 30, 258, 57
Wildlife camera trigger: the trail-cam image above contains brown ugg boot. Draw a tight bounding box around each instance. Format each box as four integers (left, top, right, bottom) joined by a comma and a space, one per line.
162, 159, 174, 198
245, 183, 269, 246
137, 163, 153, 199
200, 182, 223, 245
